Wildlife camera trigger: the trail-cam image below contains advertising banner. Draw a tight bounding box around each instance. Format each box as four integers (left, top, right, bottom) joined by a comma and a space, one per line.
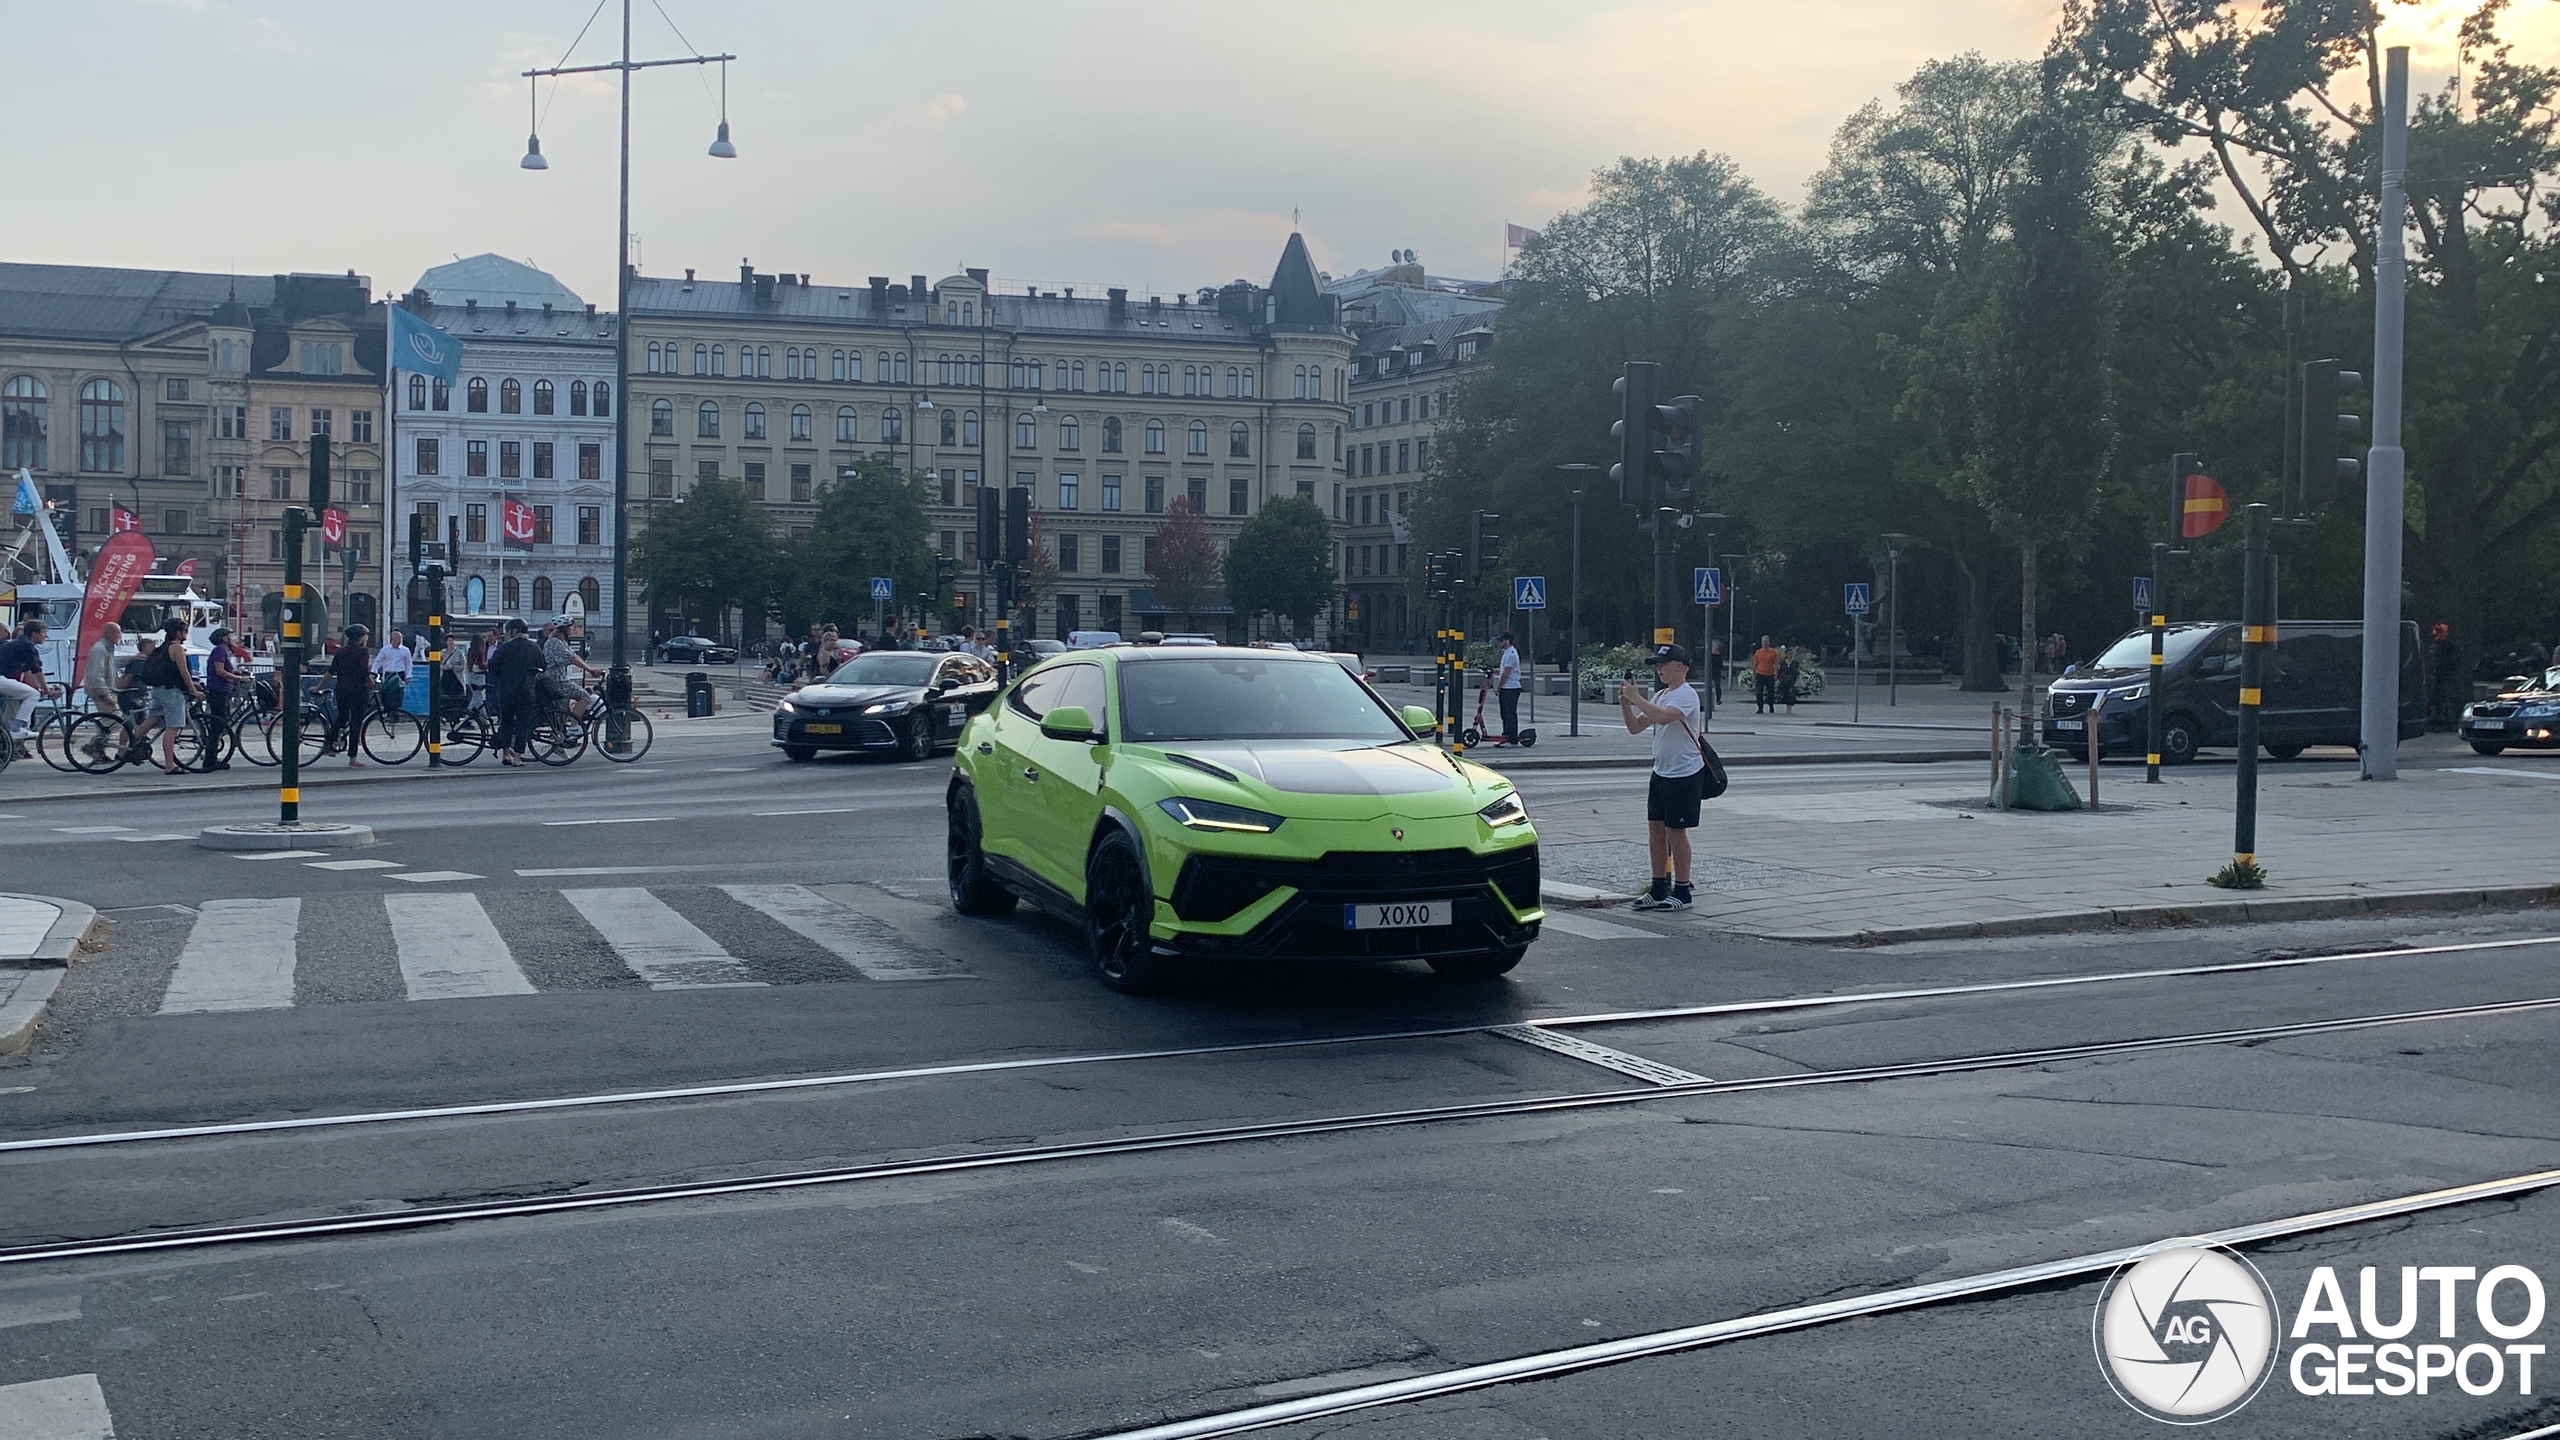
73, 529, 155, 685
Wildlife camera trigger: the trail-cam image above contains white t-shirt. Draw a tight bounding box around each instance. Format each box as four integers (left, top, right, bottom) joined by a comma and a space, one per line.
1498, 645, 1521, 690
1646, 682, 1704, 778
373, 642, 414, 678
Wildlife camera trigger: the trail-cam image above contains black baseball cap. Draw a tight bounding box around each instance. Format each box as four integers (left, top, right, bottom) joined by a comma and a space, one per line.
1647, 643, 1692, 666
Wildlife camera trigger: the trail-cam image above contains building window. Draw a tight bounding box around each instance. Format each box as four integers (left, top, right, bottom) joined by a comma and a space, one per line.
578, 507, 601, 547
1187, 476, 1208, 511
1059, 416, 1080, 451
215, 403, 245, 440
697, 402, 720, 438
502, 575, 521, 609
892, 352, 909, 383
938, 408, 957, 447
1416, 438, 1431, 469
415, 437, 440, 475
432, 378, 450, 411
300, 342, 344, 375
1057, 532, 1079, 572
0, 377, 43, 470
938, 469, 956, 505
499, 440, 521, 479
696, 459, 720, 489
1101, 475, 1121, 512
1102, 417, 1122, 453
467, 377, 489, 412
1230, 423, 1251, 459
1334, 425, 1343, 462
743, 461, 766, 498
79, 379, 125, 471
790, 404, 812, 442
344, 470, 372, 505
1145, 419, 1166, 455
836, 407, 859, 443
407, 375, 427, 411
650, 457, 674, 497
466, 503, 487, 543
962, 409, 980, 446
593, 382, 609, 417
1144, 535, 1159, 574
162, 420, 191, 475
1397, 441, 1410, 472
265, 405, 293, 442
743, 402, 767, 440
267, 467, 294, 499
532, 441, 554, 479
579, 441, 600, 480
1296, 423, 1317, 461
647, 342, 662, 373
567, 380, 587, 416
1015, 415, 1036, 449
1228, 476, 1248, 515
756, 346, 772, 377
467, 440, 488, 477
309, 408, 332, 440
1184, 420, 1206, 456
1144, 476, 1164, 514
525, 379, 550, 416
1100, 535, 1121, 573
712, 345, 726, 377
532, 576, 552, 612
791, 463, 812, 502
1059, 474, 1079, 510
692, 343, 708, 375
349, 409, 373, 443
882, 407, 903, 443
651, 400, 674, 436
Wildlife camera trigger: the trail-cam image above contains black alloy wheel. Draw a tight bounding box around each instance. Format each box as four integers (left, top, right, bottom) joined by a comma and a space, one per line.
1428, 946, 1527, 982
898, 715, 934, 762
1084, 830, 1170, 993
945, 785, 1017, 917
2159, 712, 2203, 765
2265, 743, 2306, 760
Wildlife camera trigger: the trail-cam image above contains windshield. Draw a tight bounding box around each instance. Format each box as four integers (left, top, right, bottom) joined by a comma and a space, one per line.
825, 654, 939, 687
2090, 626, 2219, 671
1118, 656, 1409, 745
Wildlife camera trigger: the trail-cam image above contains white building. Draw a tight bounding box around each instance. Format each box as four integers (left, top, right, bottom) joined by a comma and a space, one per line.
388, 254, 616, 631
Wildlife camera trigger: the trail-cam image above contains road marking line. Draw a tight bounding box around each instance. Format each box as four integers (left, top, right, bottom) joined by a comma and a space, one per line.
50, 826, 129, 835
384, 893, 534, 1001
2447, 765, 2560, 782
390, 871, 483, 884
561, 888, 764, 990
720, 883, 967, 981
159, 898, 300, 1014
751, 807, 863, 816
0, 1373, 114, 1439
516, 865, 690, 877
1487, 1023, 1707, 1086
708, 766, 755, 772
541, 816, 673, 826
305, 859, 402, 871
1539, 912, 1656, 941
230, 850, 329, 861
110, 833, 192, 842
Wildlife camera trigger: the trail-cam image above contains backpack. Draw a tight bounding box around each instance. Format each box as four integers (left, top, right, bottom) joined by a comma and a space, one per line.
1679, 697, 1729, 799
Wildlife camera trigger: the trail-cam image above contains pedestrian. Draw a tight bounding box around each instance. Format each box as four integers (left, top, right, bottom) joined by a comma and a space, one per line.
77, 622, 122, 762
327, 624, 373, 767
1751, 634, 1780, 714
373, 629, 415, 719
1494, 629, 1523, 744
138, 621, 201, 776
200, 627, 243, 771
648, 628, 664, 666
1706, 634, 1725, 705
1618, 642, 1706, 912
0, 617, 58, 752
486, 619, 546, 765
1777, 647, 1802, 715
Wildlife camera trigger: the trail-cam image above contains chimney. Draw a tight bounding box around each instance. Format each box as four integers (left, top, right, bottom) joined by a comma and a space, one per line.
541, 302, 554, 319
504, 299, 518, 316
585, 303, 596, 318
683, 268, 696, 285
800, 274, 810, 285
1064, 288, 1074, 300
1108, 287, 1128, 322
755, 274, 776, 306
465, 298, 478, 314
868, 276, 890, 309
1147, 294, 1162, 315
966, 267, 989, 286
910, 274, 929, 299
742, 260, 756, 287
888, 284, 908, 305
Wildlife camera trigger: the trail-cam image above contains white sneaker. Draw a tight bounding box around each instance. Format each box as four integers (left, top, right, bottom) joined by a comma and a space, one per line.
1631, 889, 1670, 911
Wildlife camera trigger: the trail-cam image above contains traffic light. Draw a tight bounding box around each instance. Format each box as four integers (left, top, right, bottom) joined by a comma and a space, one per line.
2298, 359, 2364, 513
1003, 484, 1030, 567
1469, 510, 1501, 579
307, 433, 331, 512
976, 487, 999, 568
1424, 550, 1459, 598
1659, 394, 1702, 500
1609, 361, 1657, 508
931, 554, 957, 603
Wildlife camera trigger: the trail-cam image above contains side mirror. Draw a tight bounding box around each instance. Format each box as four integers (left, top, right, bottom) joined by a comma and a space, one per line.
1400, 704, 1440, 736
1040, 704, 1102, 742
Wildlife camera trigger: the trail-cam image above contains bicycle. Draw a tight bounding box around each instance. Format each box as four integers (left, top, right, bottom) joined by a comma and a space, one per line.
535, 680, 653, 765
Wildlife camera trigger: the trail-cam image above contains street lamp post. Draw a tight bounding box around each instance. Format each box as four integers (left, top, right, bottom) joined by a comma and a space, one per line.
1558, 464, 1596, 737
1691, 511, 1726, 722
520, 0, 736, 726
1881, 532, 1915, 707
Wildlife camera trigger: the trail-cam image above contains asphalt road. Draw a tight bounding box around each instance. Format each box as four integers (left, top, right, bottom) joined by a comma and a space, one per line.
1, 722, 2555, 1438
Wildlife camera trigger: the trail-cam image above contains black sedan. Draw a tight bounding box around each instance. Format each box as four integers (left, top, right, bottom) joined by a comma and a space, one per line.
2459, 666, 2560, 755
660, 636, 738, 665
773, 651, 999, 762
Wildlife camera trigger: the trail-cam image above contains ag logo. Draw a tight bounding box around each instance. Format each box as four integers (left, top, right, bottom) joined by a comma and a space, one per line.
2094, 1245, 2280, 1423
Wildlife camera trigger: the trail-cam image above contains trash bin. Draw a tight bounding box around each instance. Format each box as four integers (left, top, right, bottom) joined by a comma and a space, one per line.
605, 666, 633, 707
685, 671, 716, 718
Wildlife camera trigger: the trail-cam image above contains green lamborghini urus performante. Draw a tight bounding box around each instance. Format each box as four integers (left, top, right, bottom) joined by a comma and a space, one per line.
946, 646, 1543, 992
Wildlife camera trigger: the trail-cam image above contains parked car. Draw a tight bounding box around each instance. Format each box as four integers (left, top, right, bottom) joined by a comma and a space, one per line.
2044, 620, 2423, 762
773, 650, 999, 762
2458, 666, 2560, 755
660, 635, 738, 665
1066, 630, 1123, 650
1019, 639, 1067, 659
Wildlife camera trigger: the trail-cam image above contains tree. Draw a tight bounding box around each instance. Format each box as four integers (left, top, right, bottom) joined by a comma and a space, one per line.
1224, 496, 1336, 637
1010, 507, 1061, 631
772, 456, 935, 636
1148, 497, 1221, 630
631, 476, 775, 642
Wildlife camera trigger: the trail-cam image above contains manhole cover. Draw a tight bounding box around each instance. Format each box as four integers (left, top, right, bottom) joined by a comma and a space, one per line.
1869, 865, 1997, 880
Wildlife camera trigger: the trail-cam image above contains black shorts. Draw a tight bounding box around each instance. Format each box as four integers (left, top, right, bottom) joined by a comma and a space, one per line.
1647, 770, 1704, 829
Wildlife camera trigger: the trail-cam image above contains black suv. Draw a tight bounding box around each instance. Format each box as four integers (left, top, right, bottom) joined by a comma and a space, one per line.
2044, 620, 2423, 763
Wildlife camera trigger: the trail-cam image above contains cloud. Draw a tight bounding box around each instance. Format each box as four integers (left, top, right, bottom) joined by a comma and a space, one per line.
920, 92, 966, 124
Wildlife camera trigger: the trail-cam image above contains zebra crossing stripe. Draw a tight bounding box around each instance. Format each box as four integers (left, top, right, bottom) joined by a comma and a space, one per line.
159, 898, 301, 1014
0, 1373, 114, 1440
384, 894, 536, 1001
720, 884, 967, 982
561, 888, 765, 990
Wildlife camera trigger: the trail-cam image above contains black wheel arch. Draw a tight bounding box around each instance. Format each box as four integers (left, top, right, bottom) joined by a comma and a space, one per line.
1088, 805, 1157, 904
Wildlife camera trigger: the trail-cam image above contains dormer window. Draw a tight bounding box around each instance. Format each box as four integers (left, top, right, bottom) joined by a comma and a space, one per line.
299, 342, 344, 376
1457, 340, 1478, 362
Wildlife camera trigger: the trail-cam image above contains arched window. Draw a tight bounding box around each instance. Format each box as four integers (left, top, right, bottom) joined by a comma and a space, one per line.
882, 407, 903, 443
406, 375, 426, 411
1070, 361, 1085, 392
1182, 365, 1196, 396
1229, 423, 1250, 458
1240, 369, 1255, 398
744, 402, 767, 440
836, 407, 858, 443
1226, 366, 1240, 397
710, 344, 725, 376
693, 343, 708, 374
1296, 423, 1317, 460
938, 408, 957, 446
1059, 416, 1079, 450
1113, 362, 1128, 392
502, 575, 520, 609
962, 409, 980, 446
1333, 425, 1343, 461
785, 348, 800, 380
1139, 363, 1155, 394
1, 376, 47, 470
651, 400, 673, 436
466, 377, 489, 412
1146, 419, 1166, 454
1016, 415, 1036, 449
1101, 417, 1122, 452
936, 354, 952, 386
892, 352, 909, 383
569, 380, 587, 416
1185, 420, 1207, 455
829, 350, 845, 381
697, 401, 720, 438
531, 379, 554, 415
499, 378, 521, 414
78, 378, 124, 471
1292, 366, 1305, 399
579, 577, 601, 612
963, 301, 974, 326
592, 383, 609, 417
532, 577, 553, 613
790, 404, 812, 441
756, 346, 771, 377
432, 378, 450, 411
646, 342, 662, 373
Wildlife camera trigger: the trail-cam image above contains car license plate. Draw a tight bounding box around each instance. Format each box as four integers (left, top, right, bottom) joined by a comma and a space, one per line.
804, 723, 842, 734
2474, 720, 2506, 731
2051, 719, 2084, 731
1344, 901, 1450, 931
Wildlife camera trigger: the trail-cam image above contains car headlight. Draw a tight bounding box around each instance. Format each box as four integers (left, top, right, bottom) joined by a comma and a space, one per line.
863, 699, 913, 715
775, 700, 798, 714
1158, 797, 1285, 833
1477, 791, 1529, 827
2108, 683, 2148, 702
2462, 704, 2479, 720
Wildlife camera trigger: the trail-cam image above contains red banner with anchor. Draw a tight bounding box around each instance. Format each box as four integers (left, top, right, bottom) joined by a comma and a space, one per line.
501, 496, 537, 552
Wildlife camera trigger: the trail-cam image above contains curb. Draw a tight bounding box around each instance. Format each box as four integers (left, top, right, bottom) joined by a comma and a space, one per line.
1782, 883, 2560, 946
0, 893, 101, 967
0, 970, 62, 1055
1480, 749, 1990, 772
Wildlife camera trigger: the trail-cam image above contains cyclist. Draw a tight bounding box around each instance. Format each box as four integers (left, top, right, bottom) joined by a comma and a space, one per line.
325, 624, 373, 767
538, 622, 603, 723
136, 620, 201, 776
0, 618, 60, 758
200, 627, 244, 772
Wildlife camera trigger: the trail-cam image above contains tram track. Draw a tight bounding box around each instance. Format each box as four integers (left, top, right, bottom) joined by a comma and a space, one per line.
5, 989, 2556, 1269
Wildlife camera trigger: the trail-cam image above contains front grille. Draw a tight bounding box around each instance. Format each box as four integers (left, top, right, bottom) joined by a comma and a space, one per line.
1171, 845, 1539, 923
2049, 691, 2092, 716
2473, 703, 2519, 718
782, 716, 894, 746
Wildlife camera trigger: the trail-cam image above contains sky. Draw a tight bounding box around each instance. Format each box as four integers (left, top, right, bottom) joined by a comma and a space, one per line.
7, 0, 2540, 306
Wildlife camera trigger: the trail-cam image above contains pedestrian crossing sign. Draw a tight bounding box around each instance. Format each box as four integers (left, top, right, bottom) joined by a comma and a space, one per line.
1513, 575, 1547, 610
1694, 567, 1723, 606
2132, 575, 2154, 612
1844, 582, 1871, 615
870, 577, 894, 601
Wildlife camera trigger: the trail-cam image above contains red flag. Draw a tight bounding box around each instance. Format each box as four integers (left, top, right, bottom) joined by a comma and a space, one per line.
501, 497, 537, 552
2179, 473, 2230, 538
74, 530, 155, 686
320, 507, 348, 549
174, 558, 196, 579
110, 507, 140, 533
1505, 223, 1539, 249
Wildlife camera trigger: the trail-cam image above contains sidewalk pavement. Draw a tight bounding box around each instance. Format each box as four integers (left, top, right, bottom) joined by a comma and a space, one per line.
1372, 677, 1997, 769
1529, 753, 2560, 943
0, 893, 101, 1054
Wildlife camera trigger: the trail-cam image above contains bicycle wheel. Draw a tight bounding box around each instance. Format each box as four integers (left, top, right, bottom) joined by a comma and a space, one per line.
36, 710, 84, 773
66, 714, 132, 774
169, 724, 204, 771
434, 711, 489, 765
239, 709, 280, 765
528, 714, 583, 766
597, 705, 654, 762
361, 708, 425, 765
261, 712, 327, 767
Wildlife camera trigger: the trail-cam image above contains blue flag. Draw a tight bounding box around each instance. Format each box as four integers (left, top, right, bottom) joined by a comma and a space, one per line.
11, 469, 36, 517
388, 305, 461, 383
